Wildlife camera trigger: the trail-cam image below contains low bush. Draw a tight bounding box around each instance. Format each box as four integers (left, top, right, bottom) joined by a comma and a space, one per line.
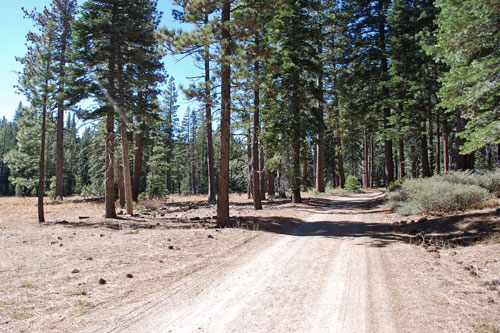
387, 177, 406, 192
344, 175, 362, 193
441, 169, 500, 195
388, 177, 489, 215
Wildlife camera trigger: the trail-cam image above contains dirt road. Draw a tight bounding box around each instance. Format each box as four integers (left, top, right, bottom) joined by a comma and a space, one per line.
105, 192, 398, 333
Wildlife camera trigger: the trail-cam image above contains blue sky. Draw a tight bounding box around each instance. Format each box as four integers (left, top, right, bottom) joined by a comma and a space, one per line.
0, 0, 200, 122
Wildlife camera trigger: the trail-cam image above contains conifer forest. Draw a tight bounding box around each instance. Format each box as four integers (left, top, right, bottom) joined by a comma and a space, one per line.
1, 1, 500, 331
0, 0, 499, 225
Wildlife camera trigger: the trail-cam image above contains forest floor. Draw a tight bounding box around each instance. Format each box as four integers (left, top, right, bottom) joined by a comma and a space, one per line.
0, 191, 499, 332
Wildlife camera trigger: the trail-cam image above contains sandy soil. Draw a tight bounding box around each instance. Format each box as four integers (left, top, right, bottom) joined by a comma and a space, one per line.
0, 192, 499, 332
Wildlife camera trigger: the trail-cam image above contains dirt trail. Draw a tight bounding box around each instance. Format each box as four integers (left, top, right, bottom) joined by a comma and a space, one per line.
101, 192, 398, 333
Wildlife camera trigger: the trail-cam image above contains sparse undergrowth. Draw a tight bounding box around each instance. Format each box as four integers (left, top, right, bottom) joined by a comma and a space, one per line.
389, 174, 492, 215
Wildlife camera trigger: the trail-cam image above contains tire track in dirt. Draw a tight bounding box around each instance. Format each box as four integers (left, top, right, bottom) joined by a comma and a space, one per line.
104, 192, 397, 333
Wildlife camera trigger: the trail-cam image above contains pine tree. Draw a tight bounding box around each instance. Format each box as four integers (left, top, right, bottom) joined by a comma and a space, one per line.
51, 0, 78, 200
17, 6, 59, 222
429, 0, 500, 153
72, 0, 163, 217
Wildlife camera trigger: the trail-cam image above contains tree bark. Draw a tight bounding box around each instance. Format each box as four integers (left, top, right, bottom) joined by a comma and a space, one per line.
428, 117, 435, 174
38, 93, 48, 223
247, 130, 252, 199
55, 96, 64, 200
252, 58, 262, 210
116, 154, 125, 208
370, 134, 374, 188
291, 72, 302, 203
132, 117, 145, 202
363, 129, 369, 188
204, 16, 216, 203
266, 149, 274, 196
444, 129, 449, 173
398, 139, 405, 179
436, 111, 441, 175
120, 120, 133, 214
337, 135, 345, 188
378, 0, 394, 185
315, 43, 325, 193
105, 110, 116, 218
260, 146, 266, 200
421, 134, 431, 177
302, 145, 308, 192
217, 0, 231, 227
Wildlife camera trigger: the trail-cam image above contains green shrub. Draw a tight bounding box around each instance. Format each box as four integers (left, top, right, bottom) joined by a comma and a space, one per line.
387, 177, 406, 192
389, 177, 489, 215
441, 169, 500, 194
344, 175, 362, 193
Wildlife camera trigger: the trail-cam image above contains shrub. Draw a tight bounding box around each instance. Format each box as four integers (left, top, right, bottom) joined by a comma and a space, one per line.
387, 177, 406, 192
344, 175, 362, 193
441, 169, 500, 195
389, 177, 489, 215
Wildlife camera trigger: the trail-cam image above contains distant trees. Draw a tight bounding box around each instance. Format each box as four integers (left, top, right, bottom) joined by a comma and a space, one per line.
4, 0, 500, 222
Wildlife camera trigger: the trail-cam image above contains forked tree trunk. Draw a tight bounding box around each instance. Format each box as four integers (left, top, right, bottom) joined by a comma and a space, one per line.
217, 0, 231, 227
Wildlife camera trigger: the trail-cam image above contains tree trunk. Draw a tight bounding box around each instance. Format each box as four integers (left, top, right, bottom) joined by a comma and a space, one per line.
119, 120, 133, 214
315, 43, 325, 193
436, 111, 441, 175
204, 19, 216, 203
247, 131, 252, 199
105, 110, 116, 218
132, 117, 145, 202
378, 1, 394, 185
398, 139, 405, 179
421, 134, 431, 177
267, 150, 274, 196
337, 135, 345, 188
363, 129, 369, 188
455, 112, 475, 170
217, 0, 231, 227
260, 146, 266, 200
428, 118, 435, 175
252, 59, 262, 210
302, 145, 308, 192
370, 134, 374, 188
55, 100, 64, 200
116, 155, 125, 208
38, 96, 48, 223
291, 73, 301, 203
444, 129, 449, 173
